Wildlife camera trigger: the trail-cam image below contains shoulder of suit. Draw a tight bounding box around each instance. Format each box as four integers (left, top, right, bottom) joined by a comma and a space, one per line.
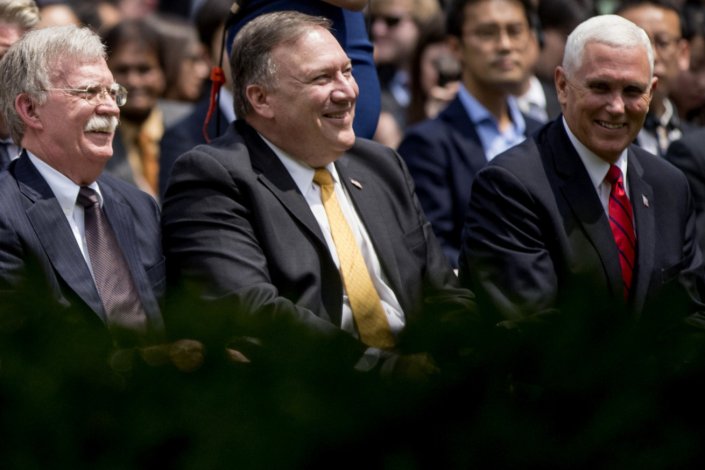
98, 173, 157, 205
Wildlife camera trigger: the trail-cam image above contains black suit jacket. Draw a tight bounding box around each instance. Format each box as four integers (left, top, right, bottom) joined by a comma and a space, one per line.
159, 87, 231, 199
397, 96, 543, 267
666, 127, 705, 253
0, 153, 165, 337
458, 118, 705, 323
162, 120, 475, 355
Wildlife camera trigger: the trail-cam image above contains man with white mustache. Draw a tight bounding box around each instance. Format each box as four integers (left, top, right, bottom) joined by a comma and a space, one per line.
0, 25, 165, 345
162, 12, 477, 375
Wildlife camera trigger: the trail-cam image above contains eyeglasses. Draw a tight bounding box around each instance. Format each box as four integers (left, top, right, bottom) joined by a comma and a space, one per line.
46, 83, 128, 107
370, 14, 407, 29
467, 23, 530, 45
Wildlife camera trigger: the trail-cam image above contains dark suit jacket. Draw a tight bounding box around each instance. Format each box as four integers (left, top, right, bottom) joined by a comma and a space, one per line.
666, 127, 705, 253
162, 120, 475, 357
0, 153, 165, 337
458, 118, 705, 324
159, 86, 231, 199
397, 96, 543, 267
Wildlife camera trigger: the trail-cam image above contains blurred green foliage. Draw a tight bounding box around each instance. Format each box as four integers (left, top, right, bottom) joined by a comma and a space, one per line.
3, 276, 705, 469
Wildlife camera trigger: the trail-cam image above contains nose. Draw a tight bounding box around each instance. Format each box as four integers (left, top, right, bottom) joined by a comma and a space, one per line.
605, 91, 626, 114
497, 29, 513, 49
96, 97, 120, 116
331, 72, 358, 102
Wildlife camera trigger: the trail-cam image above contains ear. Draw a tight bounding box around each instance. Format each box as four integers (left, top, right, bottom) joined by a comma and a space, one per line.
555, 66, 568, 109
15, 93, 43, 130
677, 38, 690, 72
245, 84, 274, 119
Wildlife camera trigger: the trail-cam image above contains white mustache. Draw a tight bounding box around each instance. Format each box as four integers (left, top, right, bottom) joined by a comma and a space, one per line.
84, 115, 119, 133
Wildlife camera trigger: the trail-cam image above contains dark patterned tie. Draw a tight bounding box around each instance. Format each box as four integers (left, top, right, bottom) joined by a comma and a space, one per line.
77, 186, 148, 336
606, 165, 637, 299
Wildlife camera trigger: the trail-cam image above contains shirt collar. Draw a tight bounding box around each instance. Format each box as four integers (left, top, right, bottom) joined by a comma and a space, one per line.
27, 151, 102, 211
258, 133, 340, 196
457, 83, 526, 134
562, 117, 628, 190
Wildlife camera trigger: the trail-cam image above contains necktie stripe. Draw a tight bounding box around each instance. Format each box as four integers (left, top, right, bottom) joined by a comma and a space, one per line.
609, 217, 636, 248
606, 165, 636, 300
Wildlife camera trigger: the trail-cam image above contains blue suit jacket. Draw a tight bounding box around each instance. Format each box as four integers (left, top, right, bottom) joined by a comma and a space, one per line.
459, 117, 705, 323
0, 153, 165, 337
398, 96, 543, 267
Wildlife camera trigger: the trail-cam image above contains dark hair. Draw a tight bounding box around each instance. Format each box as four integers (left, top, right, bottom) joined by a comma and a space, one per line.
614, 0, 684, 36
446, 0, 536, 39
194, 0, 232, 53
103, 18, 166, 73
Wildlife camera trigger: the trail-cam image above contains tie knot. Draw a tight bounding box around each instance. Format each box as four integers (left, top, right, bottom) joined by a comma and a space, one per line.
606, 165, 623, 186
313, 168, 334, 188
76, 186, 100, 208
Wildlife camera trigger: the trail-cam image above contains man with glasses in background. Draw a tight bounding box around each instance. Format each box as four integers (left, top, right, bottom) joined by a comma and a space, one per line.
397, 0, 543, 268
616, 0, 694, 157
0, 25, 165, 345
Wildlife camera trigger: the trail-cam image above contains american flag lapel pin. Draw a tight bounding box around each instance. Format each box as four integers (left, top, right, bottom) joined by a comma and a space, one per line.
642, 194, 649, 207
350, 178, 363, 190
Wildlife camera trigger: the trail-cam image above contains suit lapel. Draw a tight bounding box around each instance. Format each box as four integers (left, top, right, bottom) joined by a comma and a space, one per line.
548, 122, 624, 297
15, 155, 106, 321
442, 98, 489, 174
239, 122, 329, 249
334, 156, 404, 299
626, 153, 655, 315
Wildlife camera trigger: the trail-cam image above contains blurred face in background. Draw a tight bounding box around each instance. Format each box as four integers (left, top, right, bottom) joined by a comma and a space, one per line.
108, 40, 165, 122
369, 0, 419, 67
619, 4, 689, 101
453, 0, 535, 96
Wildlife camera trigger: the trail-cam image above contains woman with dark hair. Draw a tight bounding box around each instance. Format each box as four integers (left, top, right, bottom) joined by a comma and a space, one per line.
103, 18, 167, 198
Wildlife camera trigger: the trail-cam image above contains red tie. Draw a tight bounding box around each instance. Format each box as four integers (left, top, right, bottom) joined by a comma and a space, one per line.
606, 165, 636, 299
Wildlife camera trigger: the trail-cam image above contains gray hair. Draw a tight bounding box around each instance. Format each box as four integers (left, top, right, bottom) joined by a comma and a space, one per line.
0, 24, 106, 144
230, 11, 332, 119
0, 0, 40, 32
562, 14, 654, 79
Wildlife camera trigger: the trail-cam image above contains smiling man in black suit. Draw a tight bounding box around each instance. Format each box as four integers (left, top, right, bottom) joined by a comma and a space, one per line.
162, 11, 476, 373
459, 14, 705, 326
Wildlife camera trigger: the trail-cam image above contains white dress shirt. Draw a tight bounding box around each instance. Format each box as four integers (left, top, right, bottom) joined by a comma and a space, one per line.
260, 136, 407, 344
27, 151, 103, 276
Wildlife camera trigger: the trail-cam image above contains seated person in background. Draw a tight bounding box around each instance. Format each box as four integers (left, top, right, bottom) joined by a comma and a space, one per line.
0, 0, 40, 171
158, 0, 235, 198
616, 0, 694, 158
147, 13, 210, 127
103, 18, 166, 199
0, 25, 164, 345
162, 11, 477, 374
397, 0, 543, 268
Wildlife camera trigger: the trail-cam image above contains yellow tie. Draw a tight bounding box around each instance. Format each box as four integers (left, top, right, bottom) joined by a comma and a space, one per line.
313, 168, 395, 349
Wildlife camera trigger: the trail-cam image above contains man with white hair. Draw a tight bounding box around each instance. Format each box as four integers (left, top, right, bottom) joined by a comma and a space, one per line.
0, 25, 165, 344
458, 14, 705, 326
